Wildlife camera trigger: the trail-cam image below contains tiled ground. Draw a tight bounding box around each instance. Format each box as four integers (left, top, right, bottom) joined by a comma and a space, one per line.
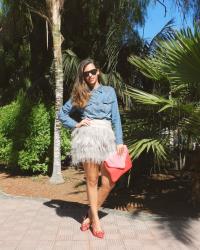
0, 192, 200, 250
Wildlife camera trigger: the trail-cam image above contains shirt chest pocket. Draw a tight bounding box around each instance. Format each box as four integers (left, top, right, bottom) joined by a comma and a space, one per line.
85, 100, 101, 113
85, 97, 114, 114
102, 97, 114, 113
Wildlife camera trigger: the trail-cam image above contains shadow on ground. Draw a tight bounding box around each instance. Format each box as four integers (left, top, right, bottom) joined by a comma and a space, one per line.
104, 174, 200, 246
105, 174, 200, 217
43, 196, 198, 247
43, 199, 108, 224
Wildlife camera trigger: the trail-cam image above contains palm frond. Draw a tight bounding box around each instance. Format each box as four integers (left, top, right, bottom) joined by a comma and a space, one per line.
62, 49, 80, 87
129, 27, 200, 94
124, 86, 176, 109
128, 55, 165, 81
104, 23, 122, 72
171, 83, 188, 94
148, 19, 175, 55
156, 28, 200, 86
180, 106, 200, 137
127, 138, 167, 161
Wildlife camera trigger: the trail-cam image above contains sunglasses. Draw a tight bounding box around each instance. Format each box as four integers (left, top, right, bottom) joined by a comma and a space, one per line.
83, 68, 98, 78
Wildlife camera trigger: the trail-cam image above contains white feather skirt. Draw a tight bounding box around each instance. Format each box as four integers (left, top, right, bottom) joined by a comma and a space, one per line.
71, 119, 117, 166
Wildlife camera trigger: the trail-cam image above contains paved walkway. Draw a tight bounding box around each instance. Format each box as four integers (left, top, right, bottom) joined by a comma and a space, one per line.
0, 191, 200, 250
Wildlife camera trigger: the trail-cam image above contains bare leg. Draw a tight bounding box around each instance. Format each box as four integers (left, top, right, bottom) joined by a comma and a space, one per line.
83, 162, 115, 226
98, 163, 116, 207
83, 161, 102, 231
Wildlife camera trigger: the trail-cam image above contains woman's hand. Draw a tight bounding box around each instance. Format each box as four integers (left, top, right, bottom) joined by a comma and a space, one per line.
117, 144, 125, 155
76, 118, 92, 128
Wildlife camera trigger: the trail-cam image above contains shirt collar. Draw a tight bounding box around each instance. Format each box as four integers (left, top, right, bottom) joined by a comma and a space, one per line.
95, 83, 103, 93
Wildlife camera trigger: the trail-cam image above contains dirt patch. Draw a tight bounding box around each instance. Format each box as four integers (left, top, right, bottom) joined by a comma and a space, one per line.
0, 168, 88, 204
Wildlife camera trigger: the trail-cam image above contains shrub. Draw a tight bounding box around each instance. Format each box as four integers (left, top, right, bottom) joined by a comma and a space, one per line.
0, 94, 71, 174
0, 133, 12, 164
18, 102, 52, 173
0, 97, 21, 165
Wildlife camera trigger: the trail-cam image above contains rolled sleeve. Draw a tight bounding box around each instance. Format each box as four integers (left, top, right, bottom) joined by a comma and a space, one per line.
58, 99, 78, 129
111, 88, 123, 145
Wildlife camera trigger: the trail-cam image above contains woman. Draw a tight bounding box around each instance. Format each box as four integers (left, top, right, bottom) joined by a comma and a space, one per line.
58, 58, 124, 239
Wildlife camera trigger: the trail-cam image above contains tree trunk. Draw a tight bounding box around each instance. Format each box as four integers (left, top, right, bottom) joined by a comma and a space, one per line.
48, 0, 64, 184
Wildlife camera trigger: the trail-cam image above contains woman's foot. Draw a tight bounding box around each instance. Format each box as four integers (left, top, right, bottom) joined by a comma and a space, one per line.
91, 220, 104, 239
80, 211, 92, 231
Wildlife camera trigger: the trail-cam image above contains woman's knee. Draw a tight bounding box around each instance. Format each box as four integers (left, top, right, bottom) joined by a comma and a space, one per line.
87, 177, 98, 187
84, 162, 99, 187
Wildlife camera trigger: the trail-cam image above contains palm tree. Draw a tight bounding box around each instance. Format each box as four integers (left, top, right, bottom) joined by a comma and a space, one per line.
27, 0, 66, 183
126, 26, 200, 203
46, 0, 65, 184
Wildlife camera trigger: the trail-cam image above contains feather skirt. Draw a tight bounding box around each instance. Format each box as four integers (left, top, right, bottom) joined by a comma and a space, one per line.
71, 119, 117, 166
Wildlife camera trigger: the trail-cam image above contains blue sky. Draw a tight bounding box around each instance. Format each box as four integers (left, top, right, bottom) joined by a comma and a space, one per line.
138, 1, 193, 41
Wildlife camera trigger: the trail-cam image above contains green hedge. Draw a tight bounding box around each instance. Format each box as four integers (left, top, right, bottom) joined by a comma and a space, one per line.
0, 94, 71, 174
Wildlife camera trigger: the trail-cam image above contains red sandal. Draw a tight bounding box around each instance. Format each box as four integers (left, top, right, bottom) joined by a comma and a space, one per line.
91, 226, 105, 239
80, 213, 91, 231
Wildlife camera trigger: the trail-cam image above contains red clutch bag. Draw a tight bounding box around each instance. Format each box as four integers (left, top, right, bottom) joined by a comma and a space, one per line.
104, 145, 133, 183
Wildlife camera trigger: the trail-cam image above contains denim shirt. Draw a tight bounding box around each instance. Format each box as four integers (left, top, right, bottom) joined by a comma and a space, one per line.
58, 84, 123, 145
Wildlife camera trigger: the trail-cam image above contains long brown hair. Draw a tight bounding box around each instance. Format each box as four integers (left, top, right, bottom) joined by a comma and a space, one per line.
71, 58, 100, 108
